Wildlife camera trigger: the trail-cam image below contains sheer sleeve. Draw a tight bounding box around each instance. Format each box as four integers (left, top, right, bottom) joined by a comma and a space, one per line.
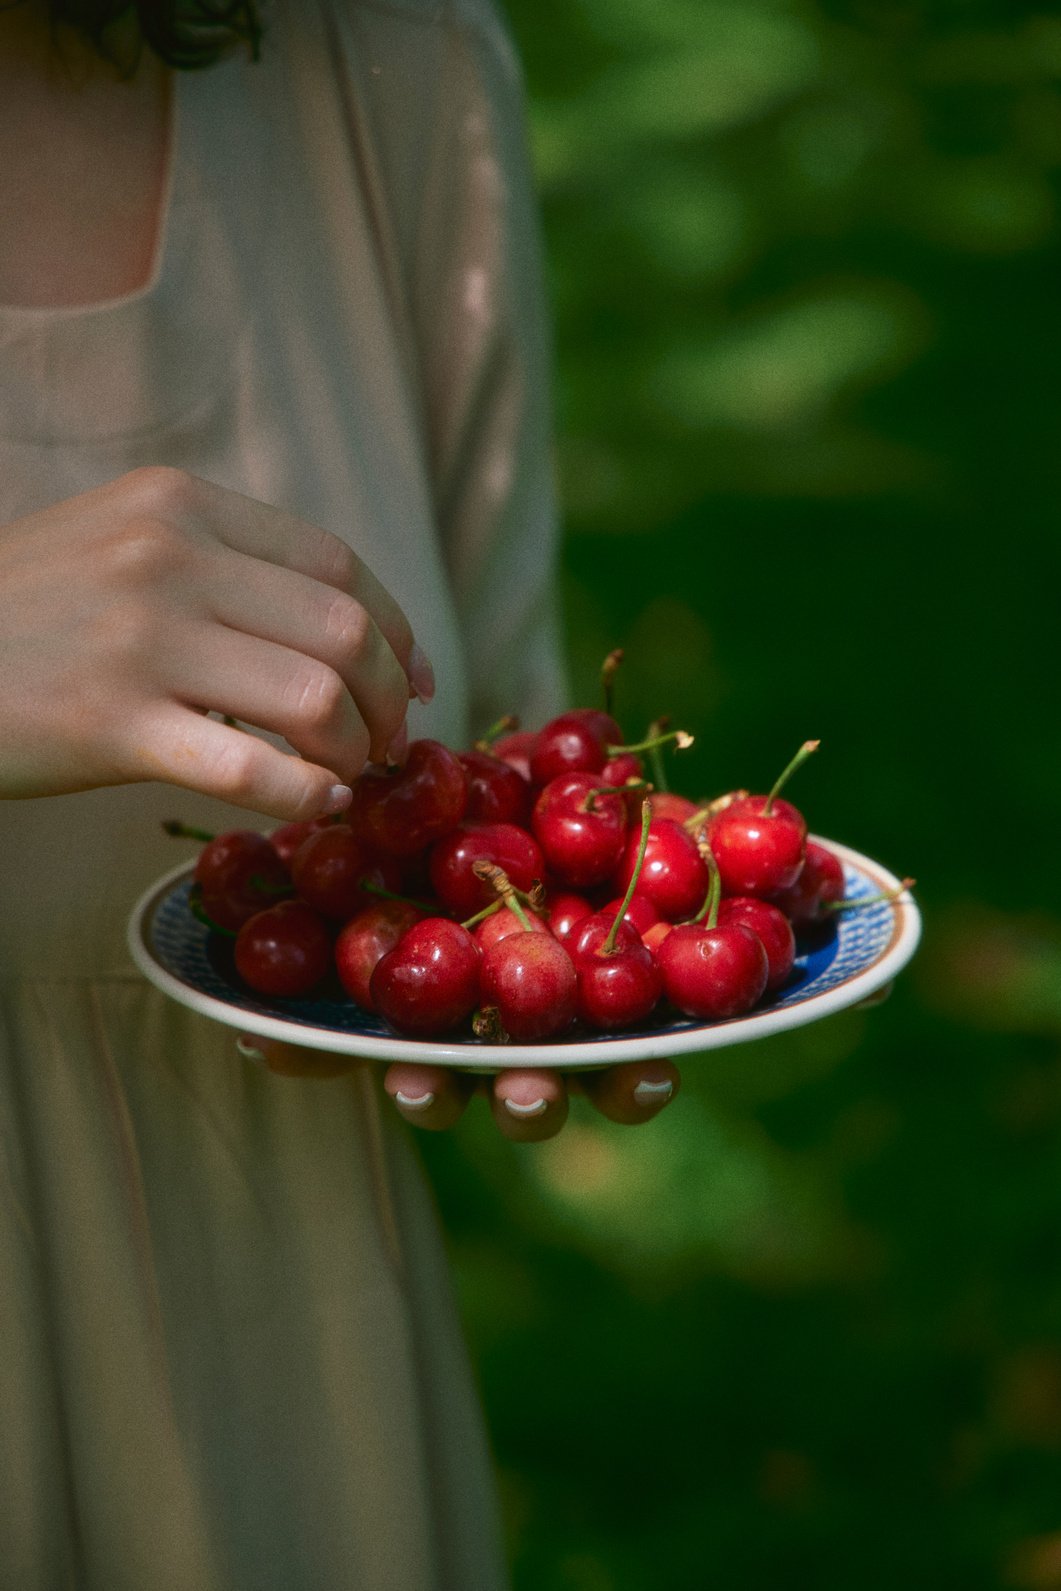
409, 0, 569, 733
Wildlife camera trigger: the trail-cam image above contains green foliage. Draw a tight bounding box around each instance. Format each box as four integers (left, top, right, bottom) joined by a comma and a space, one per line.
424, 2, 1061, 1586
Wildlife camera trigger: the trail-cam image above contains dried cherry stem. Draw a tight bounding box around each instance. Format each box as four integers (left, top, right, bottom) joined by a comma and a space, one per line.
472, 1006, 509, 1043
163, 819, 216, 843
601, 800, 652, 956
601, 648, 624, 718
763, 739, 820, 817
474, 713, 519, 751
683, 790, 749, 836
471, 861, 534, 931
825, 878, 916, 912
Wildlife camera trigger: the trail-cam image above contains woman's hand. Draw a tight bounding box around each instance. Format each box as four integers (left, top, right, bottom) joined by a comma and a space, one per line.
0, 467, 432, 819
240, 1038, 680, 1142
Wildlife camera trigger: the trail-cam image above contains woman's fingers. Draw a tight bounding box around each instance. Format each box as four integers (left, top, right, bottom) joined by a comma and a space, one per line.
236, 1035, 361, 1079
382, 1063, 478, 1130
573, 1059, 681, 1125
132, 705, 354, 821
489, 1069, 570, 1142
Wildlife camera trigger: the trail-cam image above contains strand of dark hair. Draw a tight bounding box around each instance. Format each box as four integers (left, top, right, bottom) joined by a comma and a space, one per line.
47, 0, 263, 69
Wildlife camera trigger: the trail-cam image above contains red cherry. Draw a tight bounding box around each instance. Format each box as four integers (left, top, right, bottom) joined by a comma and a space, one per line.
657, 919, 768, 1020
599, 892, 660, 937
612, 817, 709, 923
717, 896, 795, 991
546, 890, 594, 944
532, 773, 628, 888
348, 739, 467, 858
705, 741, 818, 897
370, 918, 481, 1035
268, 815, 337, 866
648, 791, 698, 824
234, 900, 332, 998
334, 899, 421, 1009
428, 822, 544, 919
290, 825, 402, 920
530, 711, 613, 785
771, 841, 846, 927
480, 932, 577, 1040
458, 748, 532, 826
571, 912, 662, 1029
491, 729, 538, 782
194, 829, 292, 932
474, 904, 550, 952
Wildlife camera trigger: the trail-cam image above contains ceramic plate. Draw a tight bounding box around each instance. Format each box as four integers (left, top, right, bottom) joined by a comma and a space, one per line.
128, 837, 920, 1071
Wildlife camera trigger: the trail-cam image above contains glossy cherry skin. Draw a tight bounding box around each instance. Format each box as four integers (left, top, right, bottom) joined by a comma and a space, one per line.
480, 932, 577, 1041
612, 817, 709, 923
491, 729, 538, 782
707, 796, 806, 897
657, 920, 768, 1020
428, 822, 544, 919
458, 749, 532, 826
717, 896, 795, 992
290, 824, 402, 920
370, 918, 481, 1036
474, 904, 550, 953
771, 841, 845, 927
234, 900, 333, 998
530, 711, 615, 785
546, 890, 594, 944
571, 913, 663, 1029
348, 739, 467, 858
268, 815, 337, 867
532, 773, 628, 889
194, 830, 292, 932
334, 899, 421, 1009
648, 791, 698, 824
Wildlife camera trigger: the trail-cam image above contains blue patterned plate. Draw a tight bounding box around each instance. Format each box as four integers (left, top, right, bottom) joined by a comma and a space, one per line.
127, 837, 920, 1071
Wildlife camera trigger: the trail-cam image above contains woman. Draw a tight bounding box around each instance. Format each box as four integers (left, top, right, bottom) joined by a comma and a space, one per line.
0, 1, 679, 1586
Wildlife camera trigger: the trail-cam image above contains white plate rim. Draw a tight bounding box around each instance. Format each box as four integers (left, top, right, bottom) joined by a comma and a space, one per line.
128, 837, 920, 1070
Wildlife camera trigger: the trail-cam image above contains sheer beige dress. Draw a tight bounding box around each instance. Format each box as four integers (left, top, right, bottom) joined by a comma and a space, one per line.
0, 1, 564, 1585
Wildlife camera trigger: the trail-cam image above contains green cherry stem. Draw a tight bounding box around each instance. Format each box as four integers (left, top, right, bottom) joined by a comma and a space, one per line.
644, 716, 671, 793
163, 819, 216, 843
607, 727, 694, 760
474, 713, 519, 751
187, 885, 236, 937
763, 739, 820, 817
471, 861, 534, 931
693, 840, 722, 929
360, 880, 438, 913
825, 877, 916, 912
601, 799, 652, 956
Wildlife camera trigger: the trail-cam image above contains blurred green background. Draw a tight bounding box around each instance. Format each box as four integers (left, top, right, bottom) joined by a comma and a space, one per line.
421, 2, 1061, 1587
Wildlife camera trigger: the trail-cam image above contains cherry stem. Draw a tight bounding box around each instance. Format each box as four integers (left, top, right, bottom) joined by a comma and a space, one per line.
163, 819, 216, 843
583, 778, 651, 812
602, 800, 652, 956
187, 885, 236, 937
608, 726, 693, 759
461, 900, 504, 930
471, 861, 533, 931
763, 739, 820, 817
645, 716, 671, 793
825, 878, 916, 912
693, 841, 721, 928
360, 880, 437, 913
601, 648, 624, 718
474, 713, 519, 751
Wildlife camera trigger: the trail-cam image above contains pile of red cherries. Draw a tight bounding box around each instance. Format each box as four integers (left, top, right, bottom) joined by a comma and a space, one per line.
175, 702, 851, 1043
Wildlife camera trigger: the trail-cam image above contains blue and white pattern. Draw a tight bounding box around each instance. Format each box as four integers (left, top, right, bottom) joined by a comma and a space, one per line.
139, 847, 914, 1064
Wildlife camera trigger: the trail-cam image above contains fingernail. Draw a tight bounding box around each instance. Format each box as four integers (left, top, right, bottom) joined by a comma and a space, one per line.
323, 783, 353, 816
503, 1097, 548, 1118
394, 1089, 435, 1110
386, 720, 409, 766
633, 1079, 673, 1106
236, 1036, 267, 1065
407, 643, 436, 704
